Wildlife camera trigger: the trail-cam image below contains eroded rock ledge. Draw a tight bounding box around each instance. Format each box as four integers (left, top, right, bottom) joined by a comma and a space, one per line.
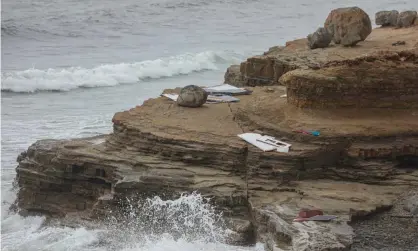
225, 26, 418, 88
14, 83, 418, 250
13, 8, 418, 251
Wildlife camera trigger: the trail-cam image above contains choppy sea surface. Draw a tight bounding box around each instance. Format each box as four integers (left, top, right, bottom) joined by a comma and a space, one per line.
2, 0, 417, 250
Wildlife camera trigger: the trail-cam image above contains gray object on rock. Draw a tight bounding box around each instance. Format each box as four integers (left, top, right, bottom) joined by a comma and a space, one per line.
397, 11, 418, 28
176, 85, 208, 108
375, 10, 399, 26
324, 7, 372, 46
403, 194, 418, 215
307, 27, 332, 49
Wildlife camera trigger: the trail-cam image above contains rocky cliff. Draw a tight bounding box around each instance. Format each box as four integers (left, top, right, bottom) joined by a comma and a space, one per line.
225, 26, 418, 88
15, 84, 418, 250
13, 8, 418, 251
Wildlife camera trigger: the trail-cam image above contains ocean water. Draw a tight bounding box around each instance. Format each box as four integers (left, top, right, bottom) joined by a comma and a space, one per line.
1, 0, 417, 250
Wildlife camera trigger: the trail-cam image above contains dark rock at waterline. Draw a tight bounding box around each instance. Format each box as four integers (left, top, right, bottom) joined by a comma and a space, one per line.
177, 85, 208, 108
307, 27, 332, 49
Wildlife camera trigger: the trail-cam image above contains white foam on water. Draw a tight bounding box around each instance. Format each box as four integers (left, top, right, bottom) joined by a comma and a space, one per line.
1, 191, 261, 251
1, 51, 242, 93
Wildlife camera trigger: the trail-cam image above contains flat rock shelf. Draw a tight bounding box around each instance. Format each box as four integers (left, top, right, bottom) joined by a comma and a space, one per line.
13, 8, 418, 251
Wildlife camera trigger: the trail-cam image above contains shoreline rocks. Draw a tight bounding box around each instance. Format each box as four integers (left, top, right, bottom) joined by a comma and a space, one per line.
324, 7, 372, 46
376, 10, 399, 26
224, 25, 418, 87
375, 9, 418, 28
397, 10, 418, 28
12, 6, 418, 251
13, 84, 418, 250
307, 27, 332, 49
176, 85, 208, 108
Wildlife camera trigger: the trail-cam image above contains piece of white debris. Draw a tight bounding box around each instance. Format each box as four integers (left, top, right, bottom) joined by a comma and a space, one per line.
238, 133, 291, 152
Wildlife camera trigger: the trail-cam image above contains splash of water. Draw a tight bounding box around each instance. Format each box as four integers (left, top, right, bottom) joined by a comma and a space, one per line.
103, 192, 229, 248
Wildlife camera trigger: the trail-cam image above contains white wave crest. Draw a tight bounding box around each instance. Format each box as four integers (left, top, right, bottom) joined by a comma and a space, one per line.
1, 51, 233, 93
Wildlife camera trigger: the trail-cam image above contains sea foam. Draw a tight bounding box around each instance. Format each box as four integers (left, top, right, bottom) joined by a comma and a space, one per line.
1, 51, 238, 93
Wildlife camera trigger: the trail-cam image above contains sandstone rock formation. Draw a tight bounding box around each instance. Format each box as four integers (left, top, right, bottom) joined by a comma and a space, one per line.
324, 7, 372, 46
224, 65, 245, 87
397, 10, 418, 28
282, 49, 418, 108
307, 27, 332, 49
375, 10, 399, 26
14, 83, 418, 250
224, 26, 418, 87
176, 85, 208, 107
13, 9, 418, 251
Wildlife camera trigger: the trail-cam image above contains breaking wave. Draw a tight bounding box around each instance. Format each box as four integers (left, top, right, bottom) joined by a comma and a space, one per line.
1, 51, 239, 93
1, 191, 258, 251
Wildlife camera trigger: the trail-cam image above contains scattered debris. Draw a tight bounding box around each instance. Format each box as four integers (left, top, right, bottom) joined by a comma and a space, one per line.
392, 41, 406, 46
206, 94, 240, 103
162, 93, 179, 101
293, 130, 320, 136
238, 133, 291, 152
280, 94, 287, 98
294, 208, 337, 222
162, 93, 240, 104
161, 84, 250, 105
203, 84, 252, 96
299, 208, 323, 218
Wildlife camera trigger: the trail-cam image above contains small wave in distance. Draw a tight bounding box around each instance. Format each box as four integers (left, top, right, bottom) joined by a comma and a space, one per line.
1, 51, 240, 93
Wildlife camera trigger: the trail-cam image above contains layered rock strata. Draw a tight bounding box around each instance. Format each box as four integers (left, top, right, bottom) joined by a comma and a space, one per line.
282, 49, 418, 108
225, 26, 418, 87
15, 84, 418, 250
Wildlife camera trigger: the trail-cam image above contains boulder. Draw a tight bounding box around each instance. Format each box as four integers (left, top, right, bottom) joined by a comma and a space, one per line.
307, 27, 332, 49
375, 10, 399, 26
224, 27, 418, 87
397, 11, 418, 28
324, 7, 372, 46
176, 85, 208, 108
